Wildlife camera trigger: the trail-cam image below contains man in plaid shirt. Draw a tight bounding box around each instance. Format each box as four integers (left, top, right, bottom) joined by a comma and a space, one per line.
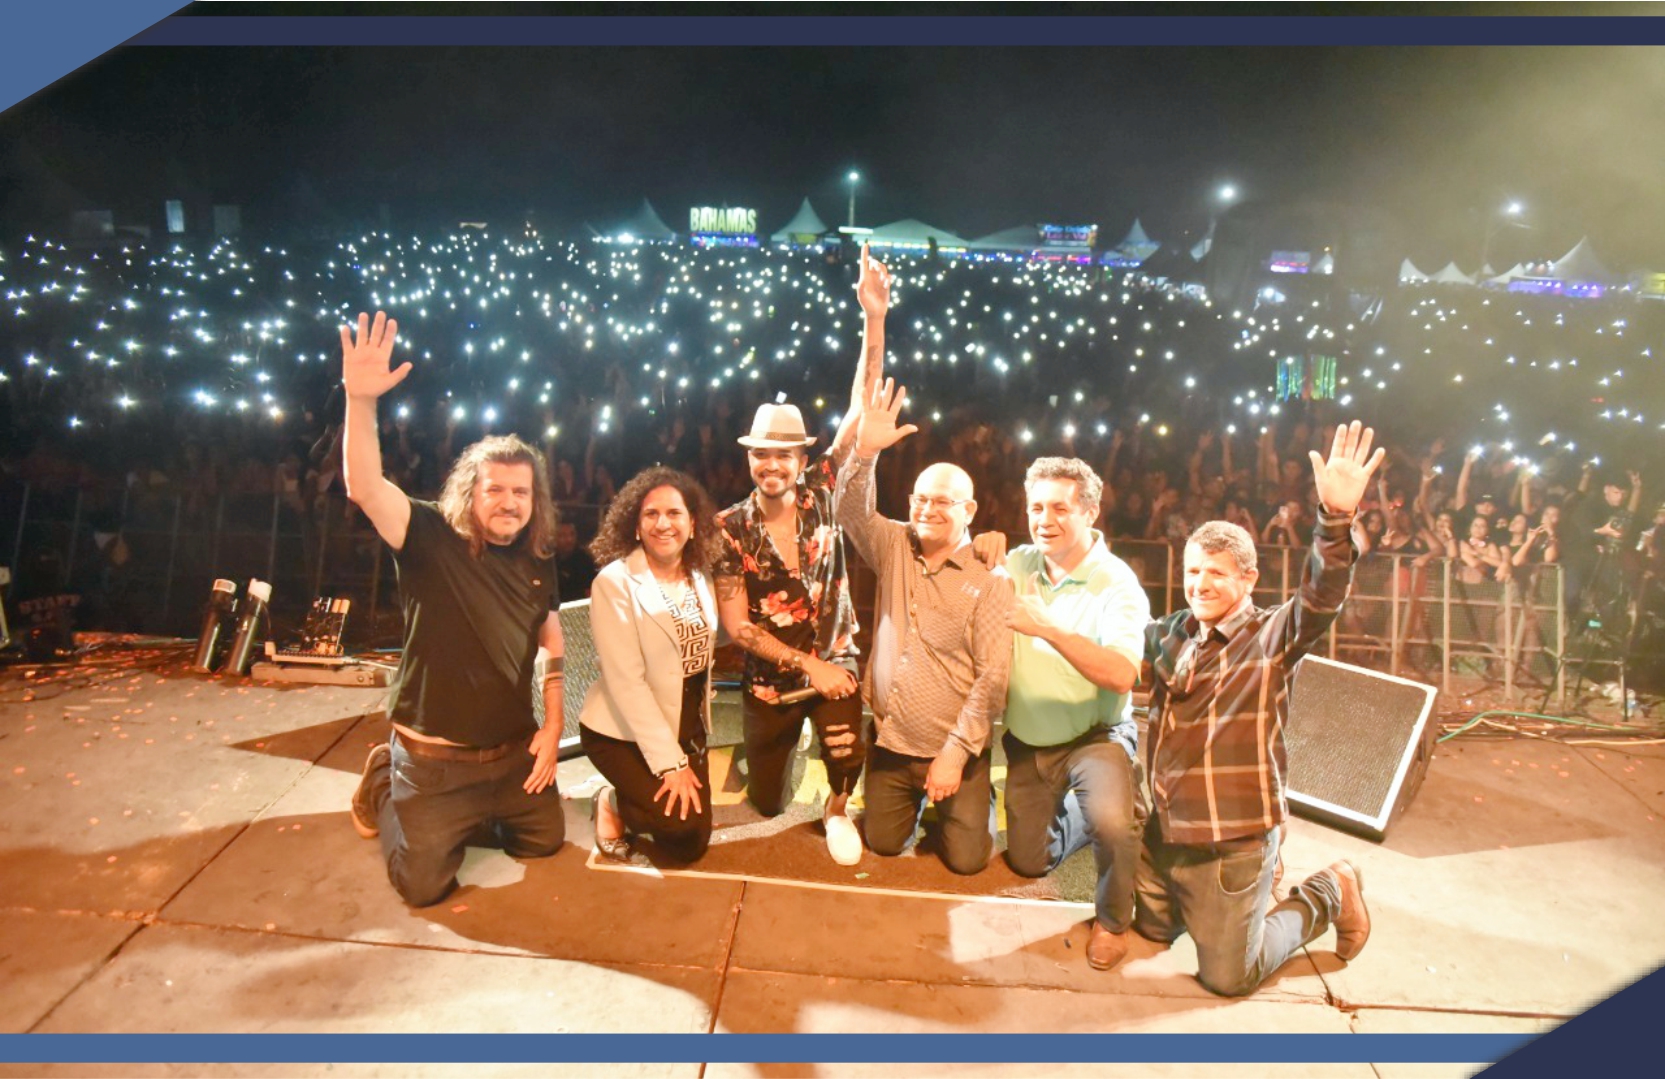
1135, 421, 1383, 996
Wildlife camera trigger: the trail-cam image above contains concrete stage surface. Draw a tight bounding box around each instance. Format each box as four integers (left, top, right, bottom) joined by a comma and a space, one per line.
1, 638, 1661, 1078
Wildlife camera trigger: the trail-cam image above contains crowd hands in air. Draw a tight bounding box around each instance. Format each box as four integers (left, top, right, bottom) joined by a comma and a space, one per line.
3, 228, 1658, 596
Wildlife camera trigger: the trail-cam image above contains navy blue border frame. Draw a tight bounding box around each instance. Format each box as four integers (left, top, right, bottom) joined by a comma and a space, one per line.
0, 1032, 1531, 1064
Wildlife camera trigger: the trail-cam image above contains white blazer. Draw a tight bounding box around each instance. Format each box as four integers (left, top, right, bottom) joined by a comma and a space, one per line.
578, 546, 718, 775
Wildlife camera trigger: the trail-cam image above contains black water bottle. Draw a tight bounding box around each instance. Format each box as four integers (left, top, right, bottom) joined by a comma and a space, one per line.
191, 579, 239, 673
221, 579, 271, 675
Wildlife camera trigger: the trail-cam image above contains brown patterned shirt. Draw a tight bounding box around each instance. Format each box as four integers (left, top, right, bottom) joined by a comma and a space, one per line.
837, 453, 1014, 770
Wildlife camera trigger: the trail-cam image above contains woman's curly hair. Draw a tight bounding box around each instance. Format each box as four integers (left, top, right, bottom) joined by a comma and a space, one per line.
589, 466, 724, 577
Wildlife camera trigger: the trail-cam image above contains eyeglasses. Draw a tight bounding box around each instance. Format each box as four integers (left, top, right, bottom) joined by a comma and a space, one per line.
909, 494, 970, 513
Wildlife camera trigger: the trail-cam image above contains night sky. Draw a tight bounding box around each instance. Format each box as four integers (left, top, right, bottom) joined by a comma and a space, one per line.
4, 21, 1664, 270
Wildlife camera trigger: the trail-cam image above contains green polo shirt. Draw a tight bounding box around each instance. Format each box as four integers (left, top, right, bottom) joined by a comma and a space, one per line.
1004, 532, 1150, 758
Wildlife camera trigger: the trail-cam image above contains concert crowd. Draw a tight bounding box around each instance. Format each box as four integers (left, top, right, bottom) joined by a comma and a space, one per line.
2, 228, 1662, 637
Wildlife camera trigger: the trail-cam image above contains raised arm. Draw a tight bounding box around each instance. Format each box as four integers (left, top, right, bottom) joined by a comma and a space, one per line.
1257, 426, 1279, 485
1517, 468, 1537, 517
1452, 446, 1480, 512
341, 311, 413, 549
1274, 421, 1383, 659
1186, 432, 1210, 495
829, 244, 891, 467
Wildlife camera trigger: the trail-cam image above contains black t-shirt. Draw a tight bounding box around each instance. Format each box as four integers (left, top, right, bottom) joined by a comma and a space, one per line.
389, 499, 559, 746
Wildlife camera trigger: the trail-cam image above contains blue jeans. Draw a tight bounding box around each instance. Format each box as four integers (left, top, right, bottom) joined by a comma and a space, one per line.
371, 731, 566, 907
1001, 729, 1143, 933
1133, 820, 1338, 997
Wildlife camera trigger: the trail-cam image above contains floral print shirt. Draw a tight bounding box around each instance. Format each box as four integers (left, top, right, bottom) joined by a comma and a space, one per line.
716, 454, 860, 702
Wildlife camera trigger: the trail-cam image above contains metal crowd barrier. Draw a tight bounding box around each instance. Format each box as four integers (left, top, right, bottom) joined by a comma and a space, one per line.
1, 477, 607, 645
2, 476, 1566, 703
1065, 537, 1564, 704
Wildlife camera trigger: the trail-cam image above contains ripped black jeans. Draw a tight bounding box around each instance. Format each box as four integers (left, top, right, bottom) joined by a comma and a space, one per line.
742, 690, 866, 815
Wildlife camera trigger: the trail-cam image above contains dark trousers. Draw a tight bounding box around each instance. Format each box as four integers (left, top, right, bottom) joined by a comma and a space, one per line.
370, 731, 566, 908
580, 706, 712, 864
863, 741, 994, 875
743, 690, 866, 815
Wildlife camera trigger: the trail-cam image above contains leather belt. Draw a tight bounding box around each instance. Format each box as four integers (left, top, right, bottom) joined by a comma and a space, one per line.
396, 731, 527, 764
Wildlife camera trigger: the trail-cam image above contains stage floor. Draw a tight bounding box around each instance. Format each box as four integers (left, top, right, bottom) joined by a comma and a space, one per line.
1, 638, 1662, 1078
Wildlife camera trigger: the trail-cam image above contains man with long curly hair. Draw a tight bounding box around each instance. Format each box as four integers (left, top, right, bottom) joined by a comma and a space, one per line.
340, 311, 567, 908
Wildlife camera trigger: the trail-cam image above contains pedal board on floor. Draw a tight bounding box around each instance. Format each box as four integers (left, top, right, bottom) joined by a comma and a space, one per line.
249, 660, 394, 687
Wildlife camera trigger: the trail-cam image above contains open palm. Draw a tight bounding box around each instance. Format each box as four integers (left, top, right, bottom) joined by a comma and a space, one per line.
1308, 420, 1386, 515
855, 378, 917, 458
340, 311, 409, 400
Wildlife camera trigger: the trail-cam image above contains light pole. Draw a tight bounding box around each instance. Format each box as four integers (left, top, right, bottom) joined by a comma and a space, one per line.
1196, 183, 1236, 259
1482, 200, 1527, 274
846, 171, 860, 229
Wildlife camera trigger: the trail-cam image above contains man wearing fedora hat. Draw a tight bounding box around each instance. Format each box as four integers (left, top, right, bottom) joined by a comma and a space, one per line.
713, 245, 892, 866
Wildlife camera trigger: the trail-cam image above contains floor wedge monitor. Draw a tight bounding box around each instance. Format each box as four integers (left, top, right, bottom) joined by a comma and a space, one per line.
1285, 656, 1439, 841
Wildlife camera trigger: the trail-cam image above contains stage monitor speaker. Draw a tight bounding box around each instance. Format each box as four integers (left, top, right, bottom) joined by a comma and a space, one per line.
1285, 656, 1438, 841
538, 599, 597, 752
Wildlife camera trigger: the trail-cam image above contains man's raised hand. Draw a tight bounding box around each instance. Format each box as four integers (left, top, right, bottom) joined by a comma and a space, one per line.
1308, 420, 1386, 516
857, 243, 892, 320
855, 377, 918, 458
340, 311, 409, 401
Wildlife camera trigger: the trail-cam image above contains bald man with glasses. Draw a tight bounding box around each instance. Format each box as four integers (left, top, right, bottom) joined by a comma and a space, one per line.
836, 380, 1015, 874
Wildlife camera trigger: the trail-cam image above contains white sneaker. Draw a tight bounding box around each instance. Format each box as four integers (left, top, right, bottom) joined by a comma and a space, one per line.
825, 812, 863, 866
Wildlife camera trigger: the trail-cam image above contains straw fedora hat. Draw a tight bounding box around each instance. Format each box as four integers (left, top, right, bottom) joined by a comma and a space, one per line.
737, 402, 817, 448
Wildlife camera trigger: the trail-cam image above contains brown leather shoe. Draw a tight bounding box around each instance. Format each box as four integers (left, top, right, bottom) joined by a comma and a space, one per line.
1327, 860, 1371, 961
351, 743, 390, 839
1086, 921, 1130, 971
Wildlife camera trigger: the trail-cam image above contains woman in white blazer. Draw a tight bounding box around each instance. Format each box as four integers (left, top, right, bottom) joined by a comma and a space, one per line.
579, 466, 724, 863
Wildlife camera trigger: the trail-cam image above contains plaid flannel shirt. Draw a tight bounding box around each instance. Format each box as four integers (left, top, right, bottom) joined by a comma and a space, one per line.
1143, 510, 1358, 844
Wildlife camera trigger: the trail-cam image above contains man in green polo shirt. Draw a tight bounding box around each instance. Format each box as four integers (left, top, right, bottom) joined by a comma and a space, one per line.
1002, 457, 1150, 971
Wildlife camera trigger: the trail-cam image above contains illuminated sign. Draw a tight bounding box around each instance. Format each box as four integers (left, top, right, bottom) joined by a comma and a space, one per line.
691, 233, 759, 249
1268, 251, 1310, 274
1040, 224, 1098, 247
689, 207, 758, 235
